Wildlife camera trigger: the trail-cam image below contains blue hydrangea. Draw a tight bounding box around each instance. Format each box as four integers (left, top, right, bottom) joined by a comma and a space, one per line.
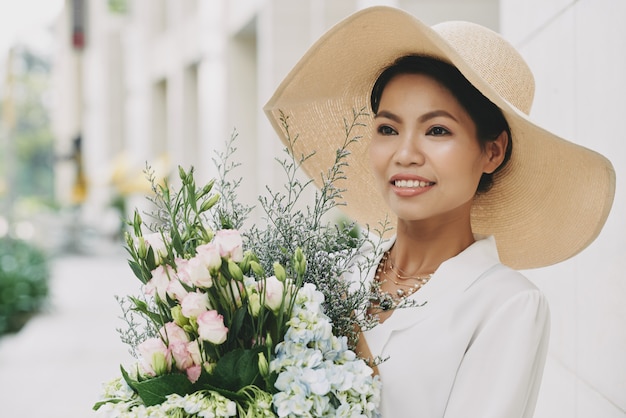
271, 283, 381, 417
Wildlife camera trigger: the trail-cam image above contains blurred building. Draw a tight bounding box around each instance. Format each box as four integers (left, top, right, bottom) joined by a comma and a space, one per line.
50, 0, 625, 417
50, 0, 502, 229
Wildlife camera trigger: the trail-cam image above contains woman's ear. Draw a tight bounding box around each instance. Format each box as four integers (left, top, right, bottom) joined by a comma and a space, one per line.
483, 130, 509, 174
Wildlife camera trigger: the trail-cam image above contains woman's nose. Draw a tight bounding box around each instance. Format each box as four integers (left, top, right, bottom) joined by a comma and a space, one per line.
394, 135, 425, 166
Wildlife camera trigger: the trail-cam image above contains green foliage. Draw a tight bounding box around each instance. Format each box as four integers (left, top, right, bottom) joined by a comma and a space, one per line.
1, 46, 55, 208
108, 0, 129, 14
202, 347, 264, 393
121, 366, 193, 407
0, 237, 50, 335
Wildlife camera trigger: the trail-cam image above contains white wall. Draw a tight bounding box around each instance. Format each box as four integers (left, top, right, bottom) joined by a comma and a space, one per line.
501, 0, 626, 416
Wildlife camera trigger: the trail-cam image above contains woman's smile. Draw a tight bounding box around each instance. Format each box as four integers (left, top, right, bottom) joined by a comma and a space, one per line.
390, 174, 435, 197
369, 72, 494, 223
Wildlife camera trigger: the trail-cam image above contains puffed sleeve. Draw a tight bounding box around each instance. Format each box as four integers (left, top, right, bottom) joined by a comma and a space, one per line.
443, 289, 550, 418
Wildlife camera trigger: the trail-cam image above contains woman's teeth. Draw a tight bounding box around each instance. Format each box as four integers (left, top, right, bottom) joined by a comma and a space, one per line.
394, 179, 433, 188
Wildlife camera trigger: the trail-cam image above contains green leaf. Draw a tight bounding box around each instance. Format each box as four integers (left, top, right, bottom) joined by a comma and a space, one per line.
129, 296, 163, 325
227, 305, 248, 344
92, 398, 126, 411
122, 365, 194, 407
194, 370, 245, 402
127, 259, 146, 283
136, 374, 193, 406
188, 182, 198, 213
205, 348, 263, 392
145, 246, 157, 270
120, 365, 139, 391
170, 229, 184, 256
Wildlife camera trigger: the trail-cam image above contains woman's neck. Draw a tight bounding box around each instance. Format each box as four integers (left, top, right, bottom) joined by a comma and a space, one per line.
391, 217, 475, 276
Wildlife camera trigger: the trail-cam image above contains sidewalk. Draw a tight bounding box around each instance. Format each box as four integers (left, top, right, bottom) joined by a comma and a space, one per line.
0, 246, 140, 417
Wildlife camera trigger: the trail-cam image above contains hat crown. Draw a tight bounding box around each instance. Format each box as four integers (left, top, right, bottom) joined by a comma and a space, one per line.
433, 21, 535, 115
264, 6, 615, 268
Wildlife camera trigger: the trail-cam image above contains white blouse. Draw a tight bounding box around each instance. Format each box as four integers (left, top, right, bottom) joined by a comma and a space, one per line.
347, 235, 550, 418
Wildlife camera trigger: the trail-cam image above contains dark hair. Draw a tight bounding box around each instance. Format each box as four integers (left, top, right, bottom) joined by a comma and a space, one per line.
370, 55, 512, 194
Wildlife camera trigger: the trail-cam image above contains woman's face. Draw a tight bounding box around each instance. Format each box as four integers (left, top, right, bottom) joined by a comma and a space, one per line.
369, 72, 501, 224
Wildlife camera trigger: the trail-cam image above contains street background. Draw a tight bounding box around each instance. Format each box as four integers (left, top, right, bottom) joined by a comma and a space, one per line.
0, 244, 137, 417
0, 1, 624, 417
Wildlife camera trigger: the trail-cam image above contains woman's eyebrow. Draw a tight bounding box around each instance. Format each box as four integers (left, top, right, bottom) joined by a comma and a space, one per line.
374, 109, 458, 123
418, 110, 458, 123
373, 110, 401, 122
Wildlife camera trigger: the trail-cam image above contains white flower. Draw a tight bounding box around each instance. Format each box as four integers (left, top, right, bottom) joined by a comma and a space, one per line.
271, 284, 382, 417
142, 232, 169, 265
301, 368, 331, 395
261, 275, 284, 312
196, 242, 222, 274
185, 252, 215, 288
181, 291, 211, 318
145, 265, 174, 301
213, 229, 244, 262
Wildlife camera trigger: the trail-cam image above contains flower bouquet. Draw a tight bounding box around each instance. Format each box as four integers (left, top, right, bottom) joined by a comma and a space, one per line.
94, 112, 382, 417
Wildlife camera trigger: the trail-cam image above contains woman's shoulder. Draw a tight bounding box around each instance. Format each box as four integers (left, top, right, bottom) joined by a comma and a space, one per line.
468, 262, 549, 317
479, 263, 540, 292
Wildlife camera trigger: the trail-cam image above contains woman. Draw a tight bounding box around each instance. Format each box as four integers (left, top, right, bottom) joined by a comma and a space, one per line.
264, 6, 615, 417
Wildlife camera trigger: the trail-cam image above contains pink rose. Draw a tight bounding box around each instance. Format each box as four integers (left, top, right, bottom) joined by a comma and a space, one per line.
184, 254, 214, 288
172, 258, 192, 284
146, 265, 174, 301
170, 340, 194, 371
213, 230, 243, 262
159, 322, 189, 345
262, 276, 285, 312
181, 291, 211, 318
187, 340, 202, 365
166, 279, 189, 303
196, 243, 222, 274
197, 310, 228, 345
137, 337, 171, 377
186, 364, 202, 383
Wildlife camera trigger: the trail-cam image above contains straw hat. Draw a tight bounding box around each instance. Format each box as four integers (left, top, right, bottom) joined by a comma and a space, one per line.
263, 6, 615, 270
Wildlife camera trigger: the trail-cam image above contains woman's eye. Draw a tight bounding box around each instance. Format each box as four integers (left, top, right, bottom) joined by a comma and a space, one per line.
378, 125, 397, 135
427, 126, 450, 136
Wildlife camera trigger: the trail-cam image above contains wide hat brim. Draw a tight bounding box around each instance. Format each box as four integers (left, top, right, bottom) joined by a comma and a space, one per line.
263, 6, 615, 270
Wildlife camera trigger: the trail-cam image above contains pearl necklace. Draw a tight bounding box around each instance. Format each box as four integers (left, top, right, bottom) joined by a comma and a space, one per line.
371, 250, 433, 311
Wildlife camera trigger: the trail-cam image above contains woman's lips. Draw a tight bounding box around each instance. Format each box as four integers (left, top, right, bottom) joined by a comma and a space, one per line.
389, 175, 435, 196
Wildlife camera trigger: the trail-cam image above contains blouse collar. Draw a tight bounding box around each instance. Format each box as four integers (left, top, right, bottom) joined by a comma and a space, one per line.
362, 235, 503, 352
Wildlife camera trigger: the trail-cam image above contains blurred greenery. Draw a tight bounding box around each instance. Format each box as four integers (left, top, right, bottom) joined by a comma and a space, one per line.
108, 0, 128, 14
1, 45, 56, 216
0, 45, 54, 336
0, 237, 50, 336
